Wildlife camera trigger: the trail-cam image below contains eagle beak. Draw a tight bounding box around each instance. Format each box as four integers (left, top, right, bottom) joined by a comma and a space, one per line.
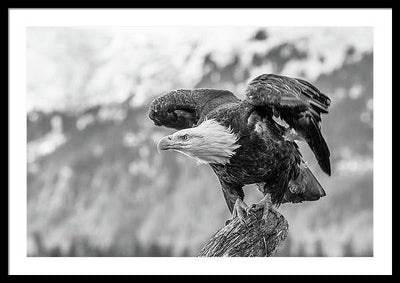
157, 136, 173, 153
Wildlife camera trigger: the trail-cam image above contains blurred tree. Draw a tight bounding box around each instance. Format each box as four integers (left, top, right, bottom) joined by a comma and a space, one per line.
342, 238, 356, 257
314, 239, 326, 257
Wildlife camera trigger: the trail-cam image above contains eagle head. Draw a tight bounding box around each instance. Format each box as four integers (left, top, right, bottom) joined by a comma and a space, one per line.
157, 119, 241, 165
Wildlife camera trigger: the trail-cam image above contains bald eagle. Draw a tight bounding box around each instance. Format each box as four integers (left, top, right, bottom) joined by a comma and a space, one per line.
149, 74, 331, 224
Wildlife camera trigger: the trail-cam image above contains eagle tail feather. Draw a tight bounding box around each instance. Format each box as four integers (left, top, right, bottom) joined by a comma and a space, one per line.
284, 164, 326, 203
299, 114, 331, 176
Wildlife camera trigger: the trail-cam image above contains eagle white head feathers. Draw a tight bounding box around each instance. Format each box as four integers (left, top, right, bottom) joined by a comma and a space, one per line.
157, 119, 241, 165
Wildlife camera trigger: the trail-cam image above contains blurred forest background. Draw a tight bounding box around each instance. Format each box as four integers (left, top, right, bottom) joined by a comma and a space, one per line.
27, 26, 373, 257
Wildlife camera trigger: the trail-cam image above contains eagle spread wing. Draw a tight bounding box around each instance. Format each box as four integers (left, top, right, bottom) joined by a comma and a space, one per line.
245, 74, 331, 175
149, 89, 240, 130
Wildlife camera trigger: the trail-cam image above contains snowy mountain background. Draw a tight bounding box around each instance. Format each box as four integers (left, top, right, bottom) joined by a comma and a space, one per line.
27, 26, 373, 256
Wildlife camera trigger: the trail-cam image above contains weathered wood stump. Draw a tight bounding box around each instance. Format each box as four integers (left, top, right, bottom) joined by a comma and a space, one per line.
198, 208, 288, 257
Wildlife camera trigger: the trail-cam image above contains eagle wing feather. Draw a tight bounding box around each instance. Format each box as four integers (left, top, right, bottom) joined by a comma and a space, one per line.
149, 89, 240, 130
245, 74, 331, 175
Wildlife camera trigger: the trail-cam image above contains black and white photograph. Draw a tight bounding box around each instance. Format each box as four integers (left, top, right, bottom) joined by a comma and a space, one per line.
9, 8, 392, 275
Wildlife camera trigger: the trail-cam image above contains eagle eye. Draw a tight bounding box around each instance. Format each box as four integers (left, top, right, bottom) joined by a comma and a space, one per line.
181, 134, 189, 141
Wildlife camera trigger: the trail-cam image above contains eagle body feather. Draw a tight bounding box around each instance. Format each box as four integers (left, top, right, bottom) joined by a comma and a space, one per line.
205, 106, 302, 207
149, 74, 331, 213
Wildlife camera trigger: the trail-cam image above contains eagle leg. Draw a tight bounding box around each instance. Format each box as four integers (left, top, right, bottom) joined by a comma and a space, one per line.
226, 199, 256, 228
247, 193, 273, 224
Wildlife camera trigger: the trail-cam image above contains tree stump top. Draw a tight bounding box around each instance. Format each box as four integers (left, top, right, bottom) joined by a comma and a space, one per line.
198, 208, 289, 257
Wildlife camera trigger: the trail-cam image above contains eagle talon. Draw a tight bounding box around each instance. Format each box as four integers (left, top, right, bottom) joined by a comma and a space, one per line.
245, 207, 259, 220
248, 193, 274, 224
231, 198, 254, 228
